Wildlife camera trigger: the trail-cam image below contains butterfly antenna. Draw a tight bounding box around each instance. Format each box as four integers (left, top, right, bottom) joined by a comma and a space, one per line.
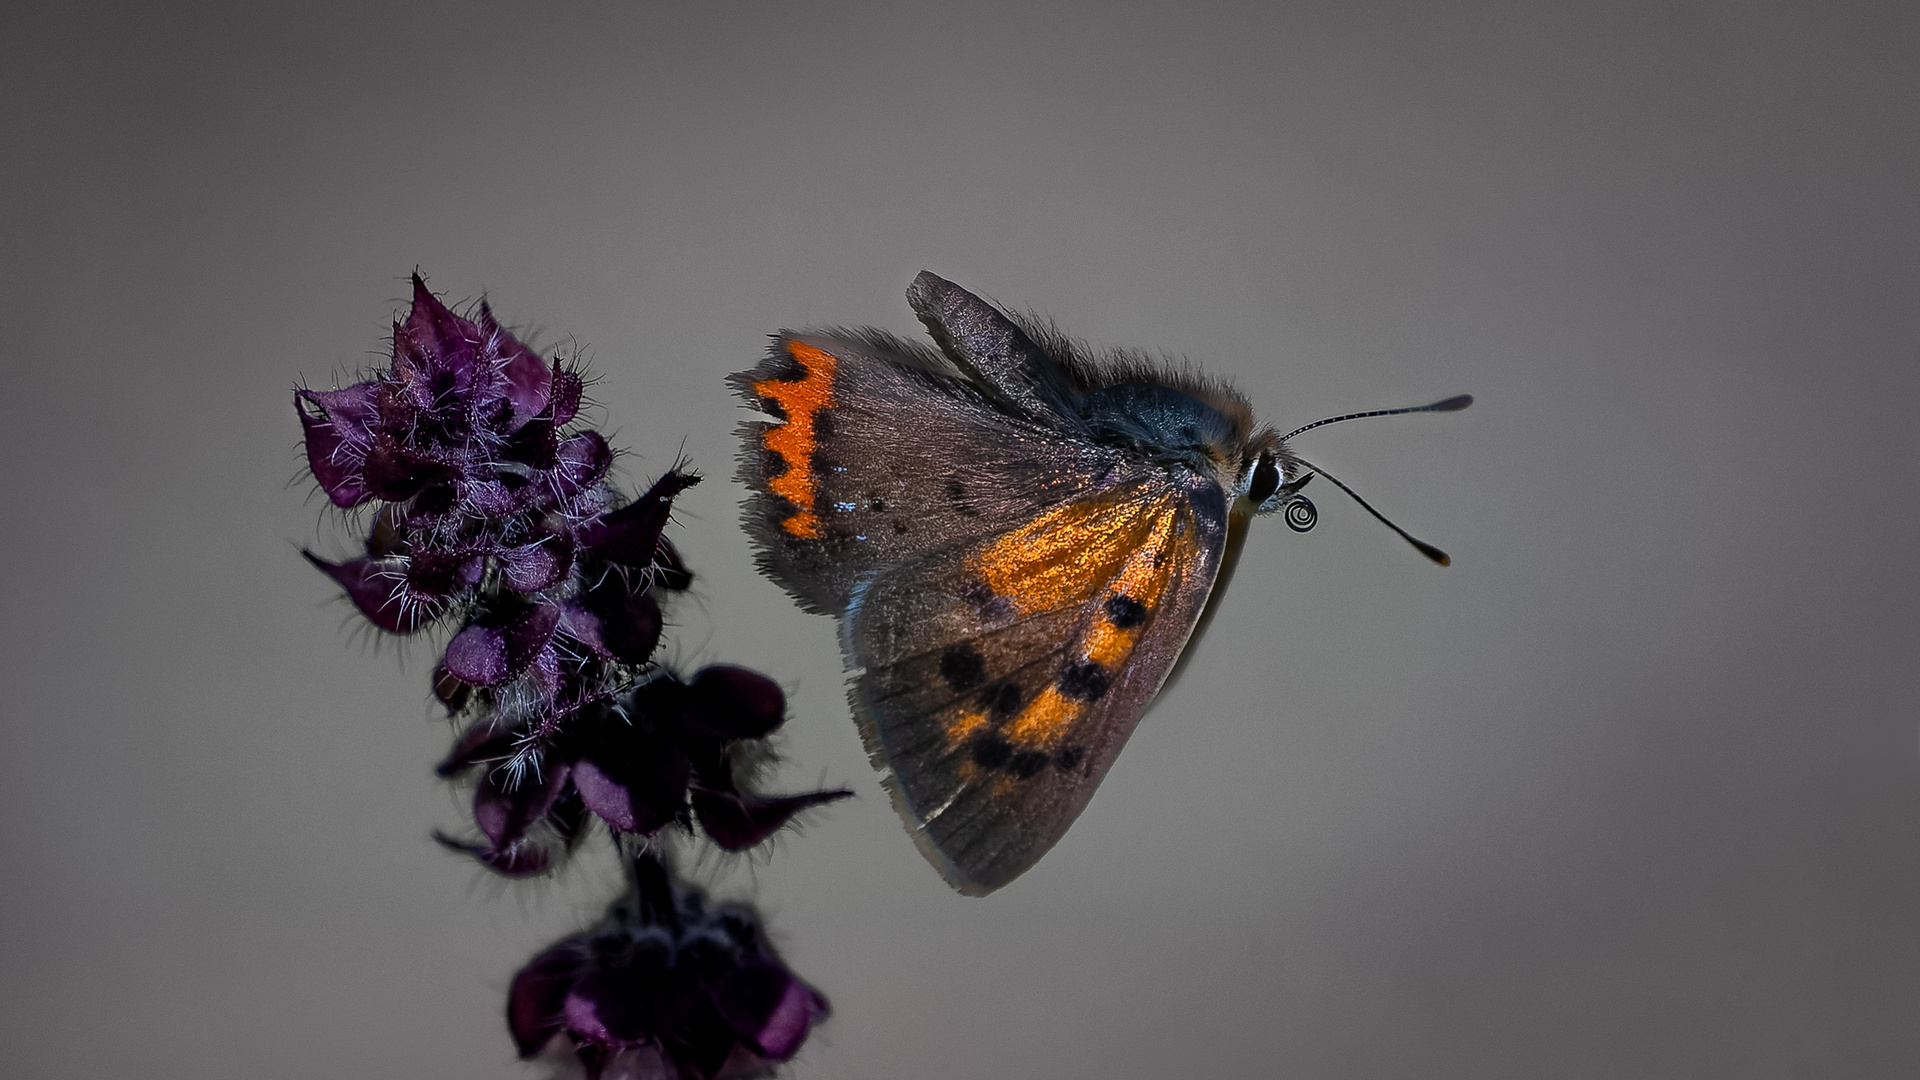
1288, 453, 1452, 567
1279, 394, 1472, 443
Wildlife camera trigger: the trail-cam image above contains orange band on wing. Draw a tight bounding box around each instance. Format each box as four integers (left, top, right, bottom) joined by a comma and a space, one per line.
752, 340, 837, 538
978, 498, 1183, 749
972, 492, 1175, 616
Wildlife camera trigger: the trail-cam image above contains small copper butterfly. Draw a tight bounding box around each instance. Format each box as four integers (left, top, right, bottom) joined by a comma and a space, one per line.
732, 272, 1469, 894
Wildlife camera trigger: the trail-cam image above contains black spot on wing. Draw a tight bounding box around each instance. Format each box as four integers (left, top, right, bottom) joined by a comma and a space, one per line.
945, 479, 980, 517
1008, 750, 1049, 779
1054, 745, 1086, 772
969, 734, 1013, 769
938, 645, 986, 690
1057, 659, 1110, 702
982, 682, 1023, 719
1104, 595, 1146, 629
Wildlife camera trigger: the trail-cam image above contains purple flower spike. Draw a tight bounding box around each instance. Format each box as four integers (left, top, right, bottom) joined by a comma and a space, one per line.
299, 278, 842, 1080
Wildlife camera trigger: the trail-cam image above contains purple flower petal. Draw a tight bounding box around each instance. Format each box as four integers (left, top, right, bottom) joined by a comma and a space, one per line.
359, 431, 453, 502
302, 551, 437, 633
690, 787, 852, 852
550, 431, 612, 504
442, 603, 562, 686
576, 471, 701, 568
507, 938, 588, 1058
675, 666, 786, 741
477, 299, 553, 431
433, 831, 552, 877
571, 720, 691, 835
475, 757, 572, 849
436, 714, 515, 776
395, 274, 481, 396
294, 384, 378, 507
711, 963, 829, 1059
580, 573, 663, 665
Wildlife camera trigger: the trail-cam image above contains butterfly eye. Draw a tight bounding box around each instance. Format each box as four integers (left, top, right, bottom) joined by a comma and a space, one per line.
1245, 454, 1281, 505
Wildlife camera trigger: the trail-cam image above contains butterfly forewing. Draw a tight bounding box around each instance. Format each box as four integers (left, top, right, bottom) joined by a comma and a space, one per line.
732, 334, 1123, 615
847, 482, 1228, 893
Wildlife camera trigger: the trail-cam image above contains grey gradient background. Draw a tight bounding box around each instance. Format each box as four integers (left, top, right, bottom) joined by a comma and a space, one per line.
4, 1, 1917, 1077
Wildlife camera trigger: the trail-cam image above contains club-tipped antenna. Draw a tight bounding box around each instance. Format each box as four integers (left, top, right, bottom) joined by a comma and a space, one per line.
1288, 454, 1452, 566
1280, 394, 1472, 444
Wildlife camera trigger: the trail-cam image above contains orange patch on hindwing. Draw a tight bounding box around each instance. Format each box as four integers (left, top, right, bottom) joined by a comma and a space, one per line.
972, 495, 1183, 750
752, 340, 837, 538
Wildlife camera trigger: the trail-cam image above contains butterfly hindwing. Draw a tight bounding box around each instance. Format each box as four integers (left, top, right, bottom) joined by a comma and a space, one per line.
847, 478, 1230, 893
732, 332, 1122, 615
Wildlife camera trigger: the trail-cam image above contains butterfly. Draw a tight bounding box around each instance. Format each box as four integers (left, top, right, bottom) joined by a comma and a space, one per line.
731, 272, 1468, 894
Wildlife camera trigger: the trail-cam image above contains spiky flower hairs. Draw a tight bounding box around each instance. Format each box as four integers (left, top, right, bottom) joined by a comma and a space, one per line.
296, 276, 841, 1076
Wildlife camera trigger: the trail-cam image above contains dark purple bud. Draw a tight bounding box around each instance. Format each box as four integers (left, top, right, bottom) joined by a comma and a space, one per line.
477, 299, 553, 431
302, 551, 439, 633
501, 533, 574, 593
442, 603, 562, 686
675, 666, 787, 741
294, 384, 379, 507
475, 758, 572, 850
576, 471, 701, 568
712, 962, 830, 1059
507, 939, 588, 1058
570, 715, 692, 835
690, 786, 852, 852
579, 572, 663, 665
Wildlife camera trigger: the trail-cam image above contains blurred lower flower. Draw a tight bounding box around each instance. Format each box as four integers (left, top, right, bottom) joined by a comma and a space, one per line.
511, 849, 830, 1080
